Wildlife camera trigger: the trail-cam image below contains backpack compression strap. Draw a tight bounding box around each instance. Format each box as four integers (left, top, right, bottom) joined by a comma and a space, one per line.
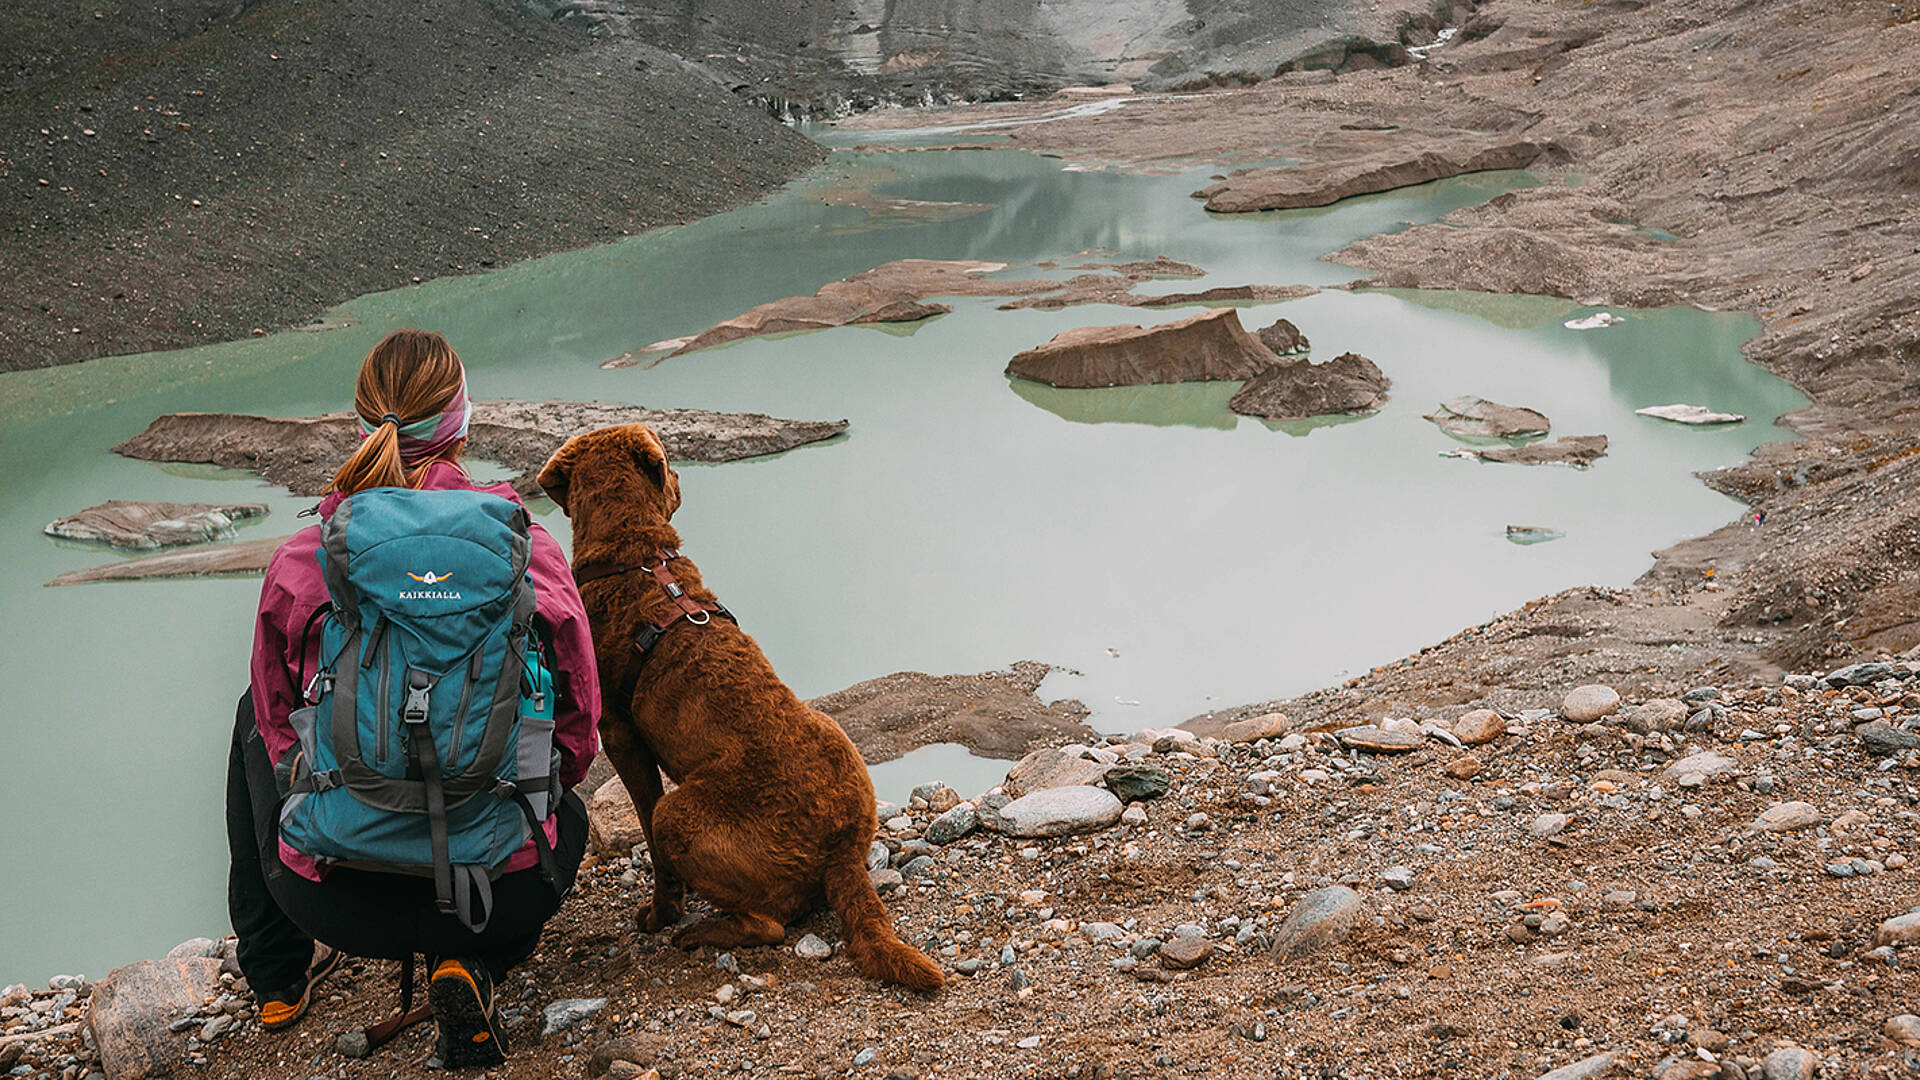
402, 669, 497, 933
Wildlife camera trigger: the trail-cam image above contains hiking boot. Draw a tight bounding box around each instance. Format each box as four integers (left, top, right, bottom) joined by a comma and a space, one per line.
428, 958, 507, 1068
257, 944, 343, 1031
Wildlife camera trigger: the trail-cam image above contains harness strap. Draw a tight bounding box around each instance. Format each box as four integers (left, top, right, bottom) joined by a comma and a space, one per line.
405, 670, 457, 921
574, 550, 738, 720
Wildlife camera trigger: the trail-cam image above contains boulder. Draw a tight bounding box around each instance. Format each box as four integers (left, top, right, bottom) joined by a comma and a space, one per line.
1445, 435, 1608, 467
46, 535, 288, 587
1195, 137, 1557, 213
1661, 751, 1739, 780
1228, 352, 1390, 421
1271, 886, 1363, 960
1451, 709, 1506, 745
925, 802, 980, 845
589, 778, 647, 856
1005, 308, 1280, 389
1825, 662, 1895, 687
1535, 1053, 1616, 1080
1749, 801, 1821, 833
1334, 725, 1425, 752
1636, 403, 1745, 425
1623, 698, 1687, 733
1219, 712, 1289, 743
1860, 721, 1920, 754
1003, 747, 1111, 799
1561, 685, 1621, 722
990, 786, 1124, 837
44, 500, 267, 550
1256, 317, 1310, 355
114, 401, 850, 498
1425, 396, 1550, 439
86, 957, 222, 1080
1103, 763, 1171, 802
1872, 911, 1920, 947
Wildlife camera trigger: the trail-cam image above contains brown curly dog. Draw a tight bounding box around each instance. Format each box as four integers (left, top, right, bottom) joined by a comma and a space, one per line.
536, 424, 942, 992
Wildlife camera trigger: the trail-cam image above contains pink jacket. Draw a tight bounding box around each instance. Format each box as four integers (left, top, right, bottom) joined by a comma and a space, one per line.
249, 461, 600, 881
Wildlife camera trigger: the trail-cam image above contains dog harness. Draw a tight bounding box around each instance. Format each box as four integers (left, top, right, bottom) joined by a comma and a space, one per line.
572, 549, 736, 708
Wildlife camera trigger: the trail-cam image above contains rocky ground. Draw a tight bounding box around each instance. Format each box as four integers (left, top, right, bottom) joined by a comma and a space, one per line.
0, 0, 825, 371
9, 666, 1920, 1079
12, 0, 1920, 1076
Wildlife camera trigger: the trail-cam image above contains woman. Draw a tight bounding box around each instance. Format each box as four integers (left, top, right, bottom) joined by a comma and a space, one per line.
226, 329, 600, 1067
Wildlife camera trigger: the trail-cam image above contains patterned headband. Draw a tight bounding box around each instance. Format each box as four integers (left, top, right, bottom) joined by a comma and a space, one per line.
356, 365, 472, 464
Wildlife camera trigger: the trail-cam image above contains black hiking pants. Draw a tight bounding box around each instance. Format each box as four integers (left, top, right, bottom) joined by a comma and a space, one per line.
226, 691, 587, 996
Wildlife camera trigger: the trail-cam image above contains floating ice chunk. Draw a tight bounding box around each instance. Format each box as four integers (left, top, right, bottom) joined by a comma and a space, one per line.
1564, 312, 1621, 330
1636, 403, 1746, 425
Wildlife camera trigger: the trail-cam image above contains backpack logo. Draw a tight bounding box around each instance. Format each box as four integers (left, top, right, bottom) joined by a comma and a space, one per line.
407, 571, 453, 585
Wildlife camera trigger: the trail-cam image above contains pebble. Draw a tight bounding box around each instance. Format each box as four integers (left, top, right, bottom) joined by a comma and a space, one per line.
1158, 936, 1213, 970
1761, 1046, 1819, 1080
1626, 698, 1688, 733
1016, 1036, 1042, 1050
1335, 725, 1426, 752
1662, 751, 1738, 779
1442, 754, 1482, 779
1529, 813, 1569, 839
1749, 801, 1820, 833
1270, 886, 1363, 960
1885, 1014, 1920, 1046
335, 1031, 371, 1058
1561, 685, 1620, 722
865, 841, 889, 872
541, 998, 608, 1037
1535, 1052, 1615, 1080
1380, 866, 1415, 891
794, 934, 833, 960
1185, 812, 1212, 832
1120, 804, 1148, 826
852, 1047, 876, 1066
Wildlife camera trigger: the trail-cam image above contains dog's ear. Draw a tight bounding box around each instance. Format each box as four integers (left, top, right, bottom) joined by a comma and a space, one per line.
535, 435, 581, 515
628, 425, 668, 487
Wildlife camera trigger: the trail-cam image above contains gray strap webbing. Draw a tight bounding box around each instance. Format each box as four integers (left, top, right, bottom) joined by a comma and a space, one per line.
405, 670, 456, 920
451, 866, 493, 934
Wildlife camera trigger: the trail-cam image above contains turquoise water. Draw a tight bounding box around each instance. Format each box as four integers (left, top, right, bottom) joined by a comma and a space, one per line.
0, 149, 1803, 984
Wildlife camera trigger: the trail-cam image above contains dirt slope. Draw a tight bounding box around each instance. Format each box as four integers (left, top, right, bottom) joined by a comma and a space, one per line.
0, 0, 825, 371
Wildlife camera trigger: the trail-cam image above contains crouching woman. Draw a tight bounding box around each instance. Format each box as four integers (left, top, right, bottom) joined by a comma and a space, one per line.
225, 329, 601, 1067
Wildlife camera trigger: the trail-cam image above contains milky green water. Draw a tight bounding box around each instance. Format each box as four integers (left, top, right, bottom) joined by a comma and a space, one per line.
0, 147, 1803, 984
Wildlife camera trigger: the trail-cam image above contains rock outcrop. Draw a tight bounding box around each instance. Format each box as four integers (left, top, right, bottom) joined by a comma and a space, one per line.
1636, 403, 1746, 425
45, 536, 288, 588
1195, 136, 1558, 213
114, 401, 849, 497
808, 661, 1094, 766
1257, 318, 1311, 356
1228, 351, 1390, 421
86, 957, 223, 1080
1424, 396, 1551, 439
635, 258, 1317, 357
1005, 308, 1278, 389
44, 500, 267, 550
1444, 435, 1609, 467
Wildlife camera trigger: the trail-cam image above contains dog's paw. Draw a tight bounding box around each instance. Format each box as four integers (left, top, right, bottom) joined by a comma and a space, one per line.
635, 899, 681, 933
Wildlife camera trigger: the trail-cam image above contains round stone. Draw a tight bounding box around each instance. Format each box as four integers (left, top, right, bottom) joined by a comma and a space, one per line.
1561, 685, 1621, 722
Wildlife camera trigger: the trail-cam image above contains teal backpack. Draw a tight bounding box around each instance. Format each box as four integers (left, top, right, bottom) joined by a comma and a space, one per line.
278, 487, 561, 931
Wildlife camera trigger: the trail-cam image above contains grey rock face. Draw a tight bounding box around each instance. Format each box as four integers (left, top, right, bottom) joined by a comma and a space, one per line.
85, 957, 223, 1080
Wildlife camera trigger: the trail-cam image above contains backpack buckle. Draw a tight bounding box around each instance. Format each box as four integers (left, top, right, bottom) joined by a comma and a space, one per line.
402, 671, 433, 724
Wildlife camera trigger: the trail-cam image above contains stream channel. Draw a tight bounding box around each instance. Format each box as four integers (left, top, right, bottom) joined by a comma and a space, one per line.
0, 130, 1804, 983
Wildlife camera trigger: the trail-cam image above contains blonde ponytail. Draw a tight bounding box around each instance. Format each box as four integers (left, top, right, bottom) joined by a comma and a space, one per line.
327, 329, 470, 495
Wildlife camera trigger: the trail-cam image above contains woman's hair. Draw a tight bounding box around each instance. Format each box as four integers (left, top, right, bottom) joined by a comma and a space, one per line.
328, 329, 468, 494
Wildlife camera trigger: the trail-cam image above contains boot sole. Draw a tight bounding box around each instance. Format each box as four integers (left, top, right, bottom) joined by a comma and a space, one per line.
428, 965, 507, 1068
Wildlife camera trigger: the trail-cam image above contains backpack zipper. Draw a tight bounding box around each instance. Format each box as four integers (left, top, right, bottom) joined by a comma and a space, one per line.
446, 647, 483, 766
374, 629, 394, 766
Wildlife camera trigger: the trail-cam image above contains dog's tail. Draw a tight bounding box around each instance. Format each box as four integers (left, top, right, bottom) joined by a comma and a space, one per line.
822, 845, 945, 992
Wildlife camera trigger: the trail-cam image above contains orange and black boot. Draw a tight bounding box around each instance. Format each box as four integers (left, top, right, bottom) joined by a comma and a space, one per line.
427, 957, 508, 1068
257, 945, 342, 1031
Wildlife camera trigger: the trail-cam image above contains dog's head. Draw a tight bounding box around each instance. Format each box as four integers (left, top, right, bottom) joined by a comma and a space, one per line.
536, 424, 682, 537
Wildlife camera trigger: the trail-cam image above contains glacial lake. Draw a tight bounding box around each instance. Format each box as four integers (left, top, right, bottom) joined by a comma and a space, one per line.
0, 145, 1803, 983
